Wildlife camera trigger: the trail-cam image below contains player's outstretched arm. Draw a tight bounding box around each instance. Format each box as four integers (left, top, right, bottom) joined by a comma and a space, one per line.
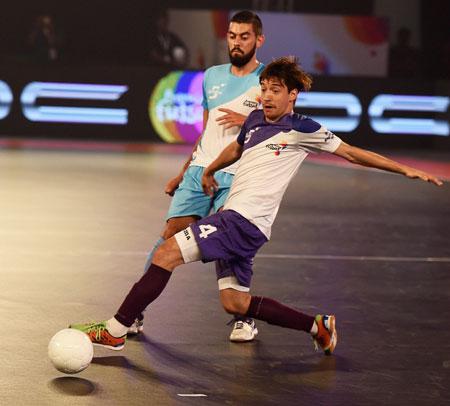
216, 108, 248, 129
333, 142, 443, 186
202, 141, 243, 196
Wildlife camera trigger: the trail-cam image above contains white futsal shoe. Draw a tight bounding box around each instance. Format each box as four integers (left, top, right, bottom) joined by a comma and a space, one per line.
229, 318, 258, 342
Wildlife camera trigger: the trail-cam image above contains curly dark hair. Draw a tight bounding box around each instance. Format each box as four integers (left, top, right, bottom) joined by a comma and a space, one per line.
260, 56, 312, 92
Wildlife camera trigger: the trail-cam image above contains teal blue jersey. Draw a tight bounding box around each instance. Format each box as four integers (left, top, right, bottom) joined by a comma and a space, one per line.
191, 63, 264, 174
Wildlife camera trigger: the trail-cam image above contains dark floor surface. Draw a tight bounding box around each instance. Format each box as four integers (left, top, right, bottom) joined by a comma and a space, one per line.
0, 149, 449, 405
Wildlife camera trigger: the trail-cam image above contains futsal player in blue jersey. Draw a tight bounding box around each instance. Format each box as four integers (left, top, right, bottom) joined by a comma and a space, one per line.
128, 11, 265, 341
71, 57, 442, 354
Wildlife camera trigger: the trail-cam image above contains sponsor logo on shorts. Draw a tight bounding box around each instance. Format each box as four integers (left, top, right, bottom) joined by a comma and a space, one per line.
183, 229, 191, 240
266, 142, 288, 156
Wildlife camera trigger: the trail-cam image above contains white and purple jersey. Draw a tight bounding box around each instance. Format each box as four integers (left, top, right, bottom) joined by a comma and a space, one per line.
223, 110, 342, 239
191, 63, 264, 174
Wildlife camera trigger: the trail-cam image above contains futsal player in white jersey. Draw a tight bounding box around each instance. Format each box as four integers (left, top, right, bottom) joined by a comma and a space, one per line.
133, 11, 265, 341
71, 57, 442, 354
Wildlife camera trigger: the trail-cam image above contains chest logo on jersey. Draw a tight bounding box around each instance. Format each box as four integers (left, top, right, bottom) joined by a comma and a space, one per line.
266, 142, 288, 156
243, 100, 259, 108
208, 84, 226, 100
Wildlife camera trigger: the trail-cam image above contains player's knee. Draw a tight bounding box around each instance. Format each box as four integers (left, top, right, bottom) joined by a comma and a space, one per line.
163, 216, 199, 240
152, 243, 170, 267
152, 238, 183, 271
162, 223, 179, 240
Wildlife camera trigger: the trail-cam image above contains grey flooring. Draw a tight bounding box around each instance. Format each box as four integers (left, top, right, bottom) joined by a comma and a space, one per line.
0, 149, 449, 405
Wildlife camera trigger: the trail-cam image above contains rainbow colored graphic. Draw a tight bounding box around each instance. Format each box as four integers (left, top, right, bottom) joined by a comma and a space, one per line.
149, 71, 204, 143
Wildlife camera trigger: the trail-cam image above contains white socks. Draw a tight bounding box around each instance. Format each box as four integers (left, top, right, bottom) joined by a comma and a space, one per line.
106, 317, 128, 337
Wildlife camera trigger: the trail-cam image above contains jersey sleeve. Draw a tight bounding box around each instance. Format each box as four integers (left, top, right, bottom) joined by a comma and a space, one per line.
236, 109, 260, 145
236, 121, 248, 145
298, 126, 342, 153
292, 115, 341, 153
237, 110, 264, 145
201, 69, 209, 110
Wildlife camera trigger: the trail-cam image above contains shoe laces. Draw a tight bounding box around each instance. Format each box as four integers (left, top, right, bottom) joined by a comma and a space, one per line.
226, 318, 250, 329
234, 321, 245, 330
83, 322, 107, 341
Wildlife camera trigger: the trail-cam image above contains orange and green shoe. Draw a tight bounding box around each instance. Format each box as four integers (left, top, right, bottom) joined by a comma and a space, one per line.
69, 321, 126, 350
312, 314, 337, 355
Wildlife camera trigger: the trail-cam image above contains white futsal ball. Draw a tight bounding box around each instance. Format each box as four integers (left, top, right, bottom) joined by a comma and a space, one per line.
48, 328, 94, 374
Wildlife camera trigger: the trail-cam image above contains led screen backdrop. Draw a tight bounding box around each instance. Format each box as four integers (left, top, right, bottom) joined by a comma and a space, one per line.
0, 65, 449, 149
256, 12, 389, 77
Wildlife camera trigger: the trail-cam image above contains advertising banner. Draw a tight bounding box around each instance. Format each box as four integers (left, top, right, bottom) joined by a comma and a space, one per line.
0, 66, 448, 149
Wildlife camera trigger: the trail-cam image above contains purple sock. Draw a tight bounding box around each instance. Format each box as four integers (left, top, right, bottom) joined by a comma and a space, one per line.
114, 264, 171, 327
246, 296, 315, 332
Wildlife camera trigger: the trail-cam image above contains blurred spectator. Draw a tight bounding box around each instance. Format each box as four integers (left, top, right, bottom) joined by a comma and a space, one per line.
28, 14, 62, 63
149, 10, 189, 69
388, 27, 421, 78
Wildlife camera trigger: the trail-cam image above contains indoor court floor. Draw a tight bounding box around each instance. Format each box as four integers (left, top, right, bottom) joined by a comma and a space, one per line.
0, 147, 449, 405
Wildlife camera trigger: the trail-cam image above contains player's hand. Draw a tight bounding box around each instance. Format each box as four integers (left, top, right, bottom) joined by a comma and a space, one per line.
216, 108, 247, 129
202, 171, 219, 197
165, 175, 183, 196
404, 168, 443, 186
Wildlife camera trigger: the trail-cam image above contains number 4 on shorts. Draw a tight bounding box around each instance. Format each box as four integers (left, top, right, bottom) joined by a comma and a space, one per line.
199, 224, 217, 239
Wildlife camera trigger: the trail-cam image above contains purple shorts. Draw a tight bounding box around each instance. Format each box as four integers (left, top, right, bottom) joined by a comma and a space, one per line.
190, 210, 268, 288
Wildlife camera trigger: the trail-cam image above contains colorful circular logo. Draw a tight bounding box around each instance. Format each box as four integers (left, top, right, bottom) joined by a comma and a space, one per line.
149, 71, 204, 143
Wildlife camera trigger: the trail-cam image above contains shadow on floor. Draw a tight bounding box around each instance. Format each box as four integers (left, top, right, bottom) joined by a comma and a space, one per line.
48, 376, 97, 396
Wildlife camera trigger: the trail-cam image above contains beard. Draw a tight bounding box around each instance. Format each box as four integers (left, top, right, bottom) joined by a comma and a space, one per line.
228, 43, 256, 67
